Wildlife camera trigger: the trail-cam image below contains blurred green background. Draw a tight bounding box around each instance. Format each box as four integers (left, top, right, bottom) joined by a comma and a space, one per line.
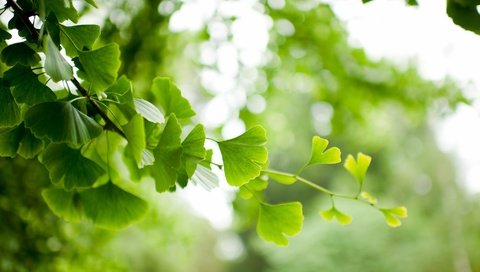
2, 0, 480, 271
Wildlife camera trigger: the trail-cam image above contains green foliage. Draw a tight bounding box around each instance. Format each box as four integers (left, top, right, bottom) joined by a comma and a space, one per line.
0, 0, 409, 250
257, 202, 303, 246
218, 126, 268, 187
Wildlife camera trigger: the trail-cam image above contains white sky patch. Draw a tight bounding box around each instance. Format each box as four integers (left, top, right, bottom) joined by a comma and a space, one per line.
325, 0, 480, 193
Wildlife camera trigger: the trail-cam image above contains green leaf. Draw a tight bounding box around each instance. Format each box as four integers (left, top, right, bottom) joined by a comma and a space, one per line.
17, 127, 44, 159
25, 101, 103, 146
360, 191, 377, 205
80, 182, 148, 229
134, 98, 164, 123
257, 202, 303, 246
320, 207, 352, 225
343, 152, 372, 186
40, 144, 106, 190
84, 0, 98, 8
60, 24, 100, 57
105, 76, 135, 106
1, 42, 40, 66
0, 28, 12, 42
4, 65, 56, 105
44, 35, 73, 82
123, 114, 146, 167
0, 126, 22, 157
304, 136, 341, 168
149, 115, 183, 192
42, 188, 83, 222
78, 44, 121, 94
380, 207, 408, 227
181, 124, 206, 177
152, 77, 195, 119
44, 0, 79, 23
0, 85, 21, 128
447, 0, 480, 34
218, 126, 268, 186
239, 177, 269, 200
266, 171, 297, 185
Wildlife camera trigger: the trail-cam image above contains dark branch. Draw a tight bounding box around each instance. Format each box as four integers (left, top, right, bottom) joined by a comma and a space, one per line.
6, 0, 127, 139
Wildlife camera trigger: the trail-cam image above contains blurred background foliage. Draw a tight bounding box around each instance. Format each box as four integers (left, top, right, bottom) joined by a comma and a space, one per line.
2, 0, 480, 271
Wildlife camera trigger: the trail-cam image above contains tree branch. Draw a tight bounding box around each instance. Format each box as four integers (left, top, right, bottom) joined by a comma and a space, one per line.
6, 0, 127, 139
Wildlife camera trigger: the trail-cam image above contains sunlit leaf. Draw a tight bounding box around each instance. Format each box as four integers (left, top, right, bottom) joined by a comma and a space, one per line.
44, 35, 73, 82
123, 114, 146, 167
181, 124, 206, 177
1, 42, 40, 66
60, 24, 100, 57
360, 191, 377, 204
42, 188, 83, 222
257, 202, 303, 246
78, 44, 120, 94
25, 101, 103, 146
0, 86, 21, 129
266, 171, 297, 185
44, 0, 79, 22
190, 164, 219, 191
343, 152, 372, 186
304, 136, 341, 168
40, 144, 106, 190
149, 115, 183, 192
152, 77, 195, 118
239, 177, 269, 200
320, 207, 352, 225
380, 207, 408, 227
134, 98, 164, 123
4, 65, 56, 105
218, 126, 268, 186
80, 182, 148, 229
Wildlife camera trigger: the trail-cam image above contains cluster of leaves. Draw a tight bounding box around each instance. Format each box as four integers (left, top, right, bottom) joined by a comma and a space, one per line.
0, 0, 405, 246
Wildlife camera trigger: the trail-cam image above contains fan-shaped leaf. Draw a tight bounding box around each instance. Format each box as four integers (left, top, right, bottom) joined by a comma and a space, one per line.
25, 101, 103, 146
123, 114, 146, 167
4, 65, 56, 105
1, 42, 40, 66
44, 0, 79, 22
134, 98, 164, 123
0, 126, 22, 157
78, 44, 120, 94
190, 164, 219, 191
0, 86, 21, 128
320, 207, 352, 225
148, 115, 183, 192
152, 77, 195, 118
80, 182, 148, 229
41, 144, 106, 190
344, 152, 372, 186
218, 126, 268, 186
303, 136, 341, 170
17, 127, 44, 159
257, 202, 303, 246
44, 35, 73, 82
42, 188, 83, 222
60, 24, 100, 57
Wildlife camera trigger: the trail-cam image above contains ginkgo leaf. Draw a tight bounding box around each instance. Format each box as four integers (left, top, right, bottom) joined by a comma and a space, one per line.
80, 182, 148, 229
190, 164, 219, 191
0, 28, 12, 42
181, 124, 206, 177
60, 24, 100, 57
380, 207, 407, 227
304, 136, 341, 168
44, 35, 73, 82
343, 152, 372, 186
447, 0, 480, 34
40, 144, 106, 190
360, 191, 377, 205
0, 86, 21, 128
42, 188, 83, 222
17, 127, 44, 159
4, 65, 56, 105
148, 115, 183, 192
25, 101, 103, 146
0, 126, 22, 157
320, 207, 352, 225
78, 44, 120, 94
239, 177, 269, 199
257, 202, 303, 246
218, 126, 268, 186
134, 98, 164, 123
152, 77, 195, 118
44, 0, 79, 23
1, 42, 40, 66
123, 114, 146, 167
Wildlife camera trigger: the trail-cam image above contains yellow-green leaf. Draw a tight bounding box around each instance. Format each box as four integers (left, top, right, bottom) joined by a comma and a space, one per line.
343, 152, 372, 185
257, 202, 303, 246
